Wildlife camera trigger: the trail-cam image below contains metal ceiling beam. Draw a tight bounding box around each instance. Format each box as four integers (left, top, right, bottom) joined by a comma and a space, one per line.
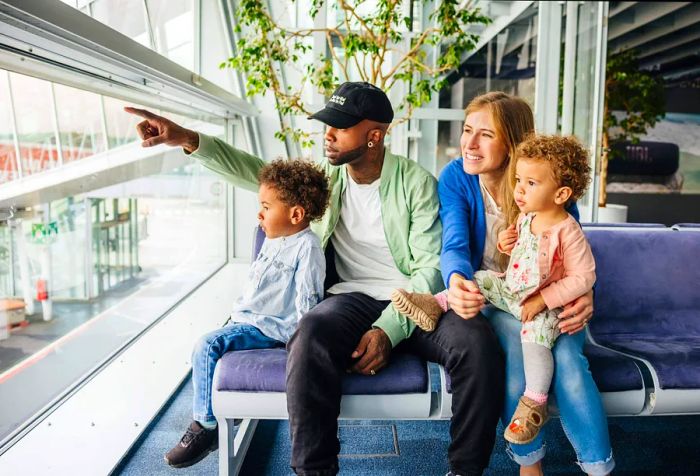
609, 2, 638, 18
636, 28, 700, 59
639, 40, 700, 71
608, 2, 700, 53
459, 1, 534, 64
608, 2, 689, 41
0, 0, 255, 121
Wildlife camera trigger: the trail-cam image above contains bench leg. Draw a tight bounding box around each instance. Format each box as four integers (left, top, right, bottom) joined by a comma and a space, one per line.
218, 418, 258, 476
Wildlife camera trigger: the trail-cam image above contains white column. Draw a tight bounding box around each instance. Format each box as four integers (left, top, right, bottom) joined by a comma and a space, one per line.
534, 1, 563, 134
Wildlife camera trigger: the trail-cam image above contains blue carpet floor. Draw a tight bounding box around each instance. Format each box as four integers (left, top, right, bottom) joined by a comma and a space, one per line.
115, 376, 700, 475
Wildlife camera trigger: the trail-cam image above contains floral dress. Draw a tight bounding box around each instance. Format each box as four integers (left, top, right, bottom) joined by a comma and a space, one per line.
474, 214, 562, 348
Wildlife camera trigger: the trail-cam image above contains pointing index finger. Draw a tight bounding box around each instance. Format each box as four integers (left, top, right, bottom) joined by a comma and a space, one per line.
124, 106, 156, 120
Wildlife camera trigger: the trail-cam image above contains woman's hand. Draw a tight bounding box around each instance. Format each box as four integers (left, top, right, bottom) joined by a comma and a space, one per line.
448, 274, 485, 319
558, 290, 594, 334
497, 224, 518, 255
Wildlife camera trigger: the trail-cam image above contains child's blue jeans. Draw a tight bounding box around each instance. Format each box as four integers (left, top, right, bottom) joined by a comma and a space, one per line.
192, 323, 283, 425
483, 306, 615, 475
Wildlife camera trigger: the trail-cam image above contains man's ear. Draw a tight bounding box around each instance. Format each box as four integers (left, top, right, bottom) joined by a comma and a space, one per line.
289, 205, 306, 225
368, 128, 383, 145
554, 186, 573, 205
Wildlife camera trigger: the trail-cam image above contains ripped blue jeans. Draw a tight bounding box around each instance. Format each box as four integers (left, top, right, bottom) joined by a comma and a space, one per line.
483, 306, 615, 475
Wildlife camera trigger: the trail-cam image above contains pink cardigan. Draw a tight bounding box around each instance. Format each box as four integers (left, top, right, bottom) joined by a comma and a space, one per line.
514, 213, 596, 309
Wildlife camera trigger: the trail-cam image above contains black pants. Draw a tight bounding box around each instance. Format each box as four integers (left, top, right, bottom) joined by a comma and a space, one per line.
286, 292, 505, 476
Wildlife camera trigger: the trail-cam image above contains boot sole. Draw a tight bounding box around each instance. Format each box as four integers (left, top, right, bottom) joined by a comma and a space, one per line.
391, 289, 437, 332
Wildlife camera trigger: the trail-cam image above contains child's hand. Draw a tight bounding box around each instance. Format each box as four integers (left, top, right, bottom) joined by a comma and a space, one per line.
497, 224, 518, 255
521, 293, 546, 322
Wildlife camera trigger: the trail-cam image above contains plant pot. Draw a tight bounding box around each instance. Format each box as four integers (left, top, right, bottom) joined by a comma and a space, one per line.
579, 203, 629, 223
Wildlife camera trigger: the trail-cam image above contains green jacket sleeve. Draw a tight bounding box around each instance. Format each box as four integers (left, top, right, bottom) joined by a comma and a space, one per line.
190, 133, 265, 193
372, 175, 444, 347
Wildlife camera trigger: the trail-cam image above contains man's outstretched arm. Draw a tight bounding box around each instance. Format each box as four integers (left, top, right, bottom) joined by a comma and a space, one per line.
125, 107, 263, 192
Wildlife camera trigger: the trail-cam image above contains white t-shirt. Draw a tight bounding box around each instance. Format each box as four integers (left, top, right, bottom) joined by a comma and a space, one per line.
327, 172, 411, 300
479, 178, 507, 273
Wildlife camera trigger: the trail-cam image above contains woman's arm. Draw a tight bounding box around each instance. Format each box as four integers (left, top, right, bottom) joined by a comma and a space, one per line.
438, 160, 476, 286
437, 162, 485, 319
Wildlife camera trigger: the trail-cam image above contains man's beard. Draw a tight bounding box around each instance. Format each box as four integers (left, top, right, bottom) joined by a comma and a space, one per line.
327, 143, 369, 166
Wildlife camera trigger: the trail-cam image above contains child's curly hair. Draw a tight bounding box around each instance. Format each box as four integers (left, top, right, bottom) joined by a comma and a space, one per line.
258, 159, 330, 222
515, 134, 592, 201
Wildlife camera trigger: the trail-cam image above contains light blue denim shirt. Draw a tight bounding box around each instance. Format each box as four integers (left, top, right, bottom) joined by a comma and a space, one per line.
230, 227, 325, 343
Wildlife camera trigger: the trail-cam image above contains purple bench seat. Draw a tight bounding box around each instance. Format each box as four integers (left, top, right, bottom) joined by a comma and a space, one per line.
442, 344, 643, 393
587, 228, 700, 414
439, 343, 646, 417
216, 348, 428, 395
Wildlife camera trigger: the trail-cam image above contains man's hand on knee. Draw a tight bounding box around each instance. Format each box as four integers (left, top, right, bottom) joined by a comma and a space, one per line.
350, 329, 391, 375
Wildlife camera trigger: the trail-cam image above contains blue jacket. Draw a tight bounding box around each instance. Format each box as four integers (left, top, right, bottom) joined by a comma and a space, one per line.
438, 158, 579, 287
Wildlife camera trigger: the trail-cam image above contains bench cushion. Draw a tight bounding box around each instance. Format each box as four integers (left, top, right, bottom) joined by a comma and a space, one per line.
443, 343, 643, 394
584, 344, 644, 392
215, 348, 428, 394
591, 336, 699, 390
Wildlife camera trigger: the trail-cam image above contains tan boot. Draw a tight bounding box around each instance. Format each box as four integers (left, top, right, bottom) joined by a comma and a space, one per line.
504, 396, 548, 445
390, 289, 443, 332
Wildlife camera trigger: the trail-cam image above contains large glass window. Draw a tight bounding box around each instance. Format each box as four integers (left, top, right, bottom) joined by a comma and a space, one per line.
0, 72, 18, 184
54, 83, 107, 162
91, 0, 151, 48
146, 0, 194, 70
0, 0, 246, 456
103, 96, 144, 148
602, 2, 700, 223
0, 150, 228, 446
9, 73, 58, 178
0, 74, 229, 445
437, 5, 538, 175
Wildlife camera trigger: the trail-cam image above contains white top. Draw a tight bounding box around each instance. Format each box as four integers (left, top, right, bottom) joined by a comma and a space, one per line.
479, 178, 507, 273
327, 171, 410, 300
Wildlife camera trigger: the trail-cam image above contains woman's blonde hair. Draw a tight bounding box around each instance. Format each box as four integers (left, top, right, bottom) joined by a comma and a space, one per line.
465, 91, 534, 268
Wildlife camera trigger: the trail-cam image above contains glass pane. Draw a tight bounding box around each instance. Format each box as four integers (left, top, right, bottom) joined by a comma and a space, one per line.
597, 2, 700, 224
572, 3, 600, 150
91, 0, 151, 48
439, 6, 538, 111
0, 155, 227, 446
9, 72, 58, 177
200, 0, 236, 92
146, 0, 194, 70
562, 1, 604, 221
436, 119, 466, 176
0, 71, 18, 184
54, 83, 107, 162
103, 96, 144, 148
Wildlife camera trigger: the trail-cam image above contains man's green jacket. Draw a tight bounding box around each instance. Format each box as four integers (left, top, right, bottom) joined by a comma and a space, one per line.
192, 133, 444, 347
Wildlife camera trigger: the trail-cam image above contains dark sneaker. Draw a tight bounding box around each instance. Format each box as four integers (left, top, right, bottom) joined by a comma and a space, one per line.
164, 421, 218, 468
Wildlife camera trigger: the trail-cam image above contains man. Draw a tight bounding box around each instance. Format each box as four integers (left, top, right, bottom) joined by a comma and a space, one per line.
126, 81, 504, 476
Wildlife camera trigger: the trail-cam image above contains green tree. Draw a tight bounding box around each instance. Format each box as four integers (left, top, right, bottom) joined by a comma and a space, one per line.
600, 49, 665, 206
222, 0, 490, 148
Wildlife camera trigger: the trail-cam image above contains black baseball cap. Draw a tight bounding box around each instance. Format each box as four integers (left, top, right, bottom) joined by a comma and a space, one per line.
308, 82, 394, 129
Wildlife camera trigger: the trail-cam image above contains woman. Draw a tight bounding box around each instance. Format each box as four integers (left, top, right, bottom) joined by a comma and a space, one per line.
439, 92, 614, 476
